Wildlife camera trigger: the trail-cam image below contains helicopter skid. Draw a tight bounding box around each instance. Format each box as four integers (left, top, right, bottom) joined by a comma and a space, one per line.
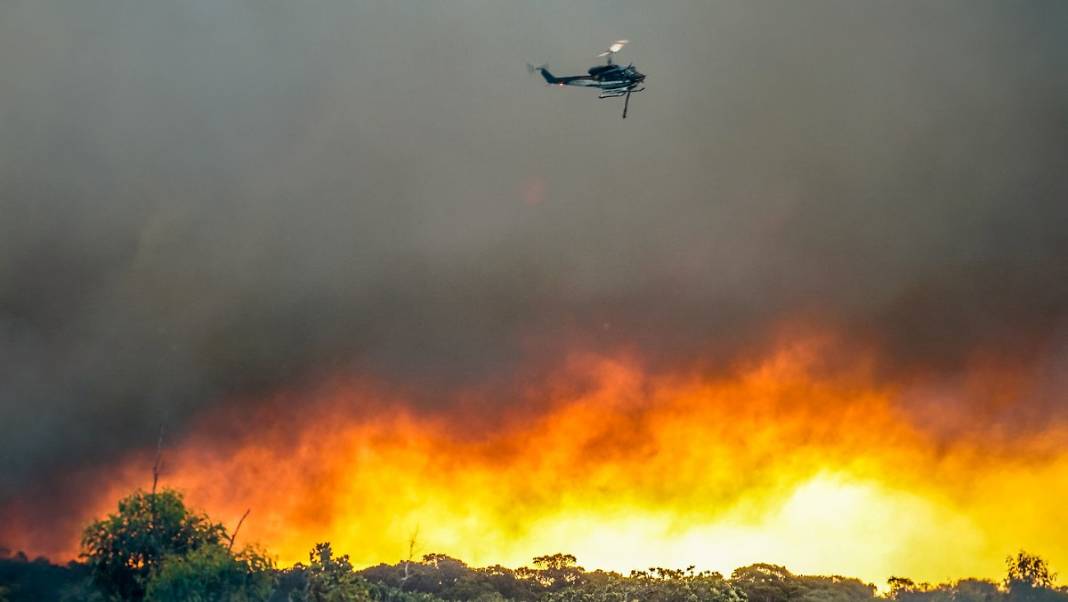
598, 87, 644, 99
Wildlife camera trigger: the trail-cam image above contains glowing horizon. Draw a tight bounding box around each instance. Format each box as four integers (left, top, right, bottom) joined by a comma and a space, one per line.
6, 340, 1066, 588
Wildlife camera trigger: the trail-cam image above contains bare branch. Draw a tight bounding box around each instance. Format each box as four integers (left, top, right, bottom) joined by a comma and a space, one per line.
228, 509, 251, 552
401, 524, 420, 585
149, 424, 165, 555
151, 425, 165, 495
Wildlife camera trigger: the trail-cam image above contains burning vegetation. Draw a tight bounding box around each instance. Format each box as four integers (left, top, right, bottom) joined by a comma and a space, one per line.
1, 483, 1067, 601
3, 340, 1068, 601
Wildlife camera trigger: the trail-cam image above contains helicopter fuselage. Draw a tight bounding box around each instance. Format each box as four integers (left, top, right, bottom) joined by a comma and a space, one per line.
531, 40, 646, 118
536, 63, 645, 92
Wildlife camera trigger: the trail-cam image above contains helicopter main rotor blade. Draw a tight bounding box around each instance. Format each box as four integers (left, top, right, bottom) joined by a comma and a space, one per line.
597, 39, 630, 58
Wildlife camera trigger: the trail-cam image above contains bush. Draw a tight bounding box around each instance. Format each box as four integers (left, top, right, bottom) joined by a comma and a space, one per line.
144, 543, 274, 601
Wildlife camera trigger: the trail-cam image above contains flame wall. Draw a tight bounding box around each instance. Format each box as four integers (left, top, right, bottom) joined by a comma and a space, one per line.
6, 338, 1067, 586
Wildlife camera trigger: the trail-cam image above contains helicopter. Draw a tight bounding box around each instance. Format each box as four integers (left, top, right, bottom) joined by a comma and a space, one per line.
529, 40, 646, 118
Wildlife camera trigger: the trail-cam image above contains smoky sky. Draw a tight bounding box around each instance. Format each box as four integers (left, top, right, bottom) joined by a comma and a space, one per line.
2, 0, 1068, 510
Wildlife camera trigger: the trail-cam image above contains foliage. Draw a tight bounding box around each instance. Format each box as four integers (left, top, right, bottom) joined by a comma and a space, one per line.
144, 543, 275, 601
357, 554, 747, 601
885, 554, 1068, 602
519, 554, 586, 591
58, 578, 110, 602
0, 551, 98, 602
1007, 552, 1057, 591
733, 564, 873, 602
887, 577, 919, 600
885, 578, 1004, 602
542, 566, 747, 602
81, 488, 227, 600
13, 489, 1068, 602
1001, 552, 1065, 602
733, 563, 804, 602
288, 542, 373, 602
795, 575, 876, 602
366, 581, 447, 601
360, 554, 531, 600
954, 578, 1001, 602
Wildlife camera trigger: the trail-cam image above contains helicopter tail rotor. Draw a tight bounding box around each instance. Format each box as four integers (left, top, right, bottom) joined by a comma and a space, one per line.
526, 63, 560, 84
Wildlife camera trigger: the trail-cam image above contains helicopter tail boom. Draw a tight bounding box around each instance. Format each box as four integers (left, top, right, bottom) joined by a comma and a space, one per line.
535, 66, 560, 84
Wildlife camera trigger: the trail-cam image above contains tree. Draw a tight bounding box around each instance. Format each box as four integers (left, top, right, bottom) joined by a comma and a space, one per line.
0, 552, 97, 601
471, 565, 532, 601
143, 543, 274, 601
290, 542, 372, 602
518, 554, 584, 591
364, 582, 447, 601
887, 577, 917, 599
358, 556, 521, 601
732, 564, 801, 602
1007, 552, 1056, 591
953, 579, 1000, 602
542, 566, 747, 602
81, 489, 227, 600
1005, 552, 1064, 602
796, 575, 876, 602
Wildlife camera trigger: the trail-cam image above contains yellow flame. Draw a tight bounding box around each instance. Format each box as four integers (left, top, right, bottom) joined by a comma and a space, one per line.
14, 341, 1068, 586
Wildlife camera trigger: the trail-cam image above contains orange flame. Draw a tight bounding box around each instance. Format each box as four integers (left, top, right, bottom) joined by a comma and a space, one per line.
9, 339, 1068, 586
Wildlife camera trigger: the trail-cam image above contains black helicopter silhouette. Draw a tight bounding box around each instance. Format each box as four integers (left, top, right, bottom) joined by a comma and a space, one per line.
529, 40, 646, 119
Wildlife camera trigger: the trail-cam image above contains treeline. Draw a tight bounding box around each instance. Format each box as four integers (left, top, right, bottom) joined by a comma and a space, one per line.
1, 488, 1065, 602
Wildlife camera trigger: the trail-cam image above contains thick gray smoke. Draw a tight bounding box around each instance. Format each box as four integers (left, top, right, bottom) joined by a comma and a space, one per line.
1, 0, 1066, 523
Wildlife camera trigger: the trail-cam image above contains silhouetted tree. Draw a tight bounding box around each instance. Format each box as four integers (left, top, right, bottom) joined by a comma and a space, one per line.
0, 552, 97, 601
518, 554, 584, 591
954, 579, 1001, 602
541, 565, 746, 602
797, 575, 876, 602
471, 565, 532, 601
358, 553, 520, 600
732, 564, 802, 602
290, 542, 372, 602
731, 564, 874, 602
887, 577, 918, 600
81, 489, 227, 600
1007, 552, 1056, 591
1005, 552, 1063, 602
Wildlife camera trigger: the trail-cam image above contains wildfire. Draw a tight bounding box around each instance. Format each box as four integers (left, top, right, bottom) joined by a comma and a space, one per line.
8, 339, 1068, 586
